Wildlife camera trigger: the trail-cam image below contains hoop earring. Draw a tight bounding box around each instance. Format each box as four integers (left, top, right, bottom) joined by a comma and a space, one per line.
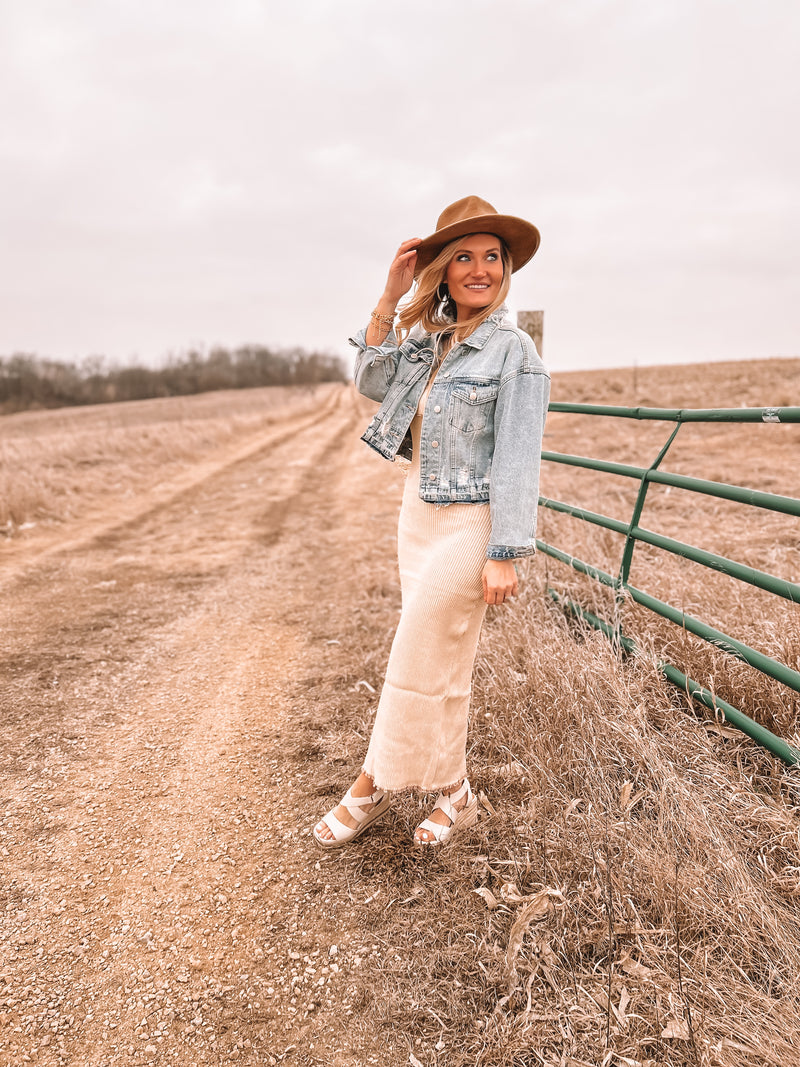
436, 282, 450, 304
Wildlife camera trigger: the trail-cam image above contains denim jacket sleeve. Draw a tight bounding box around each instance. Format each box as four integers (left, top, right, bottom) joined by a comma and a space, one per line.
349, 325, 402, 403
486, 358, 551, 561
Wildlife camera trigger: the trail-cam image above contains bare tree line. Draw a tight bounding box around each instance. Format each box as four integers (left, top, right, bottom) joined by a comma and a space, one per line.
0, 344, 347, 414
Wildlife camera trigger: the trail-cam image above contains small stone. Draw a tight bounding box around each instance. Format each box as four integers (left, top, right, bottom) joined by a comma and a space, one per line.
328, 945, 338, 957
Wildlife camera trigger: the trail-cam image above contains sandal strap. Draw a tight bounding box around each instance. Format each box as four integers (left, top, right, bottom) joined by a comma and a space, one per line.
416, 816, 450, 843
317, 789, 390, 844
339, 787, 387, 825
430, 779, 471, 824
320, 810, 361, 843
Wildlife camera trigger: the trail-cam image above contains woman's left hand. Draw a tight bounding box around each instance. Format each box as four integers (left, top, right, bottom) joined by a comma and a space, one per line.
482, 560, 519, 605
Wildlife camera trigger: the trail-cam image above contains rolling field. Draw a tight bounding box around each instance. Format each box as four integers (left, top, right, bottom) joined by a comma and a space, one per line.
1, 359, 798, 1067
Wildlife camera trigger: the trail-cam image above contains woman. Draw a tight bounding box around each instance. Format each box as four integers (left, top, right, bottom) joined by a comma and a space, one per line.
314, 195, 550, 847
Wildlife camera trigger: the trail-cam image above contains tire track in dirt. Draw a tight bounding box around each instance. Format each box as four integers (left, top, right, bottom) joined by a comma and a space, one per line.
0, 385, 411, 1066
0, 386, 345, 587
1, 385, 352, 737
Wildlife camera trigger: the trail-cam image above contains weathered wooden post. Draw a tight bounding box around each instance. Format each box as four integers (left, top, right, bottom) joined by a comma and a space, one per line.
517, 310, 544, 355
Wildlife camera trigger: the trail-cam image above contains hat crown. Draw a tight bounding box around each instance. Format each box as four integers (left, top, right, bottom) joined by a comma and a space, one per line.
435, 195, 498, 233
414, 194, 540, 277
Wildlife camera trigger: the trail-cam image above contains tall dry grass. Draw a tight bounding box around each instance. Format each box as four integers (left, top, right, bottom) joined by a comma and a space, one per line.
329, 358, 800, 1066
338, 574, 800, 1065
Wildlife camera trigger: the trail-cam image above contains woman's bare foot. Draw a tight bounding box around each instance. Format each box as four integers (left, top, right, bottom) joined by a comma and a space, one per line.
314, 772, 381, 844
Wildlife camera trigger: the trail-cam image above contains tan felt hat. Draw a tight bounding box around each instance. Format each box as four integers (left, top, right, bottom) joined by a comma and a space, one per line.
414, 195, 541, 276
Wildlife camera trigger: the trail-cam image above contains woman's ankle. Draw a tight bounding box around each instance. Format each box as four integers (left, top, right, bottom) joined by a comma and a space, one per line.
351, 771, 377, 798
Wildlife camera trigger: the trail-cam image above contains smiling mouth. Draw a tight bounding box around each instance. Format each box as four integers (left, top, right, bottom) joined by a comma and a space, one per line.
465, 284, 490, 290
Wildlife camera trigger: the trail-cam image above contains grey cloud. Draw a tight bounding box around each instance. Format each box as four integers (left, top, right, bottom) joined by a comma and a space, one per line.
0, 0, 798, 369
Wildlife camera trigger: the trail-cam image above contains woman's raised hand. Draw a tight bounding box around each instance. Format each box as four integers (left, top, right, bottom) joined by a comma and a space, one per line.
366, 238, 421, 347
382, 238, 422, 305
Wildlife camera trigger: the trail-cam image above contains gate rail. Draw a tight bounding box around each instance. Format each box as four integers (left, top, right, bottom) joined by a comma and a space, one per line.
538, 403, 800, 765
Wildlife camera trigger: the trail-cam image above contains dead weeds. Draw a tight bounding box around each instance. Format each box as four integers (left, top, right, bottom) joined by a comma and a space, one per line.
2, 362, 799, 1066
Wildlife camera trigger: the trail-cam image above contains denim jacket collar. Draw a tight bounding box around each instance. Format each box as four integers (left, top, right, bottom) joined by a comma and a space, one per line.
455, 304, 510, 350
415, 304, 510, 355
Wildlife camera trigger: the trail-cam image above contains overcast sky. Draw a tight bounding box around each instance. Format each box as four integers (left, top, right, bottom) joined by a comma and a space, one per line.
1, 0, 798, 373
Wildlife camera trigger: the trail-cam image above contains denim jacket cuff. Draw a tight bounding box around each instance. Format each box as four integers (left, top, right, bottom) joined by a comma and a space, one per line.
348, 326, 398, 363
486, 543, 537, 561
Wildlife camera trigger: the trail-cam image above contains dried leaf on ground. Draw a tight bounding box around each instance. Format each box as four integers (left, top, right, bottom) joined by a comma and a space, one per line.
473, 886, 500, 910
660, 1017, 691, 1040
504, 889, 562, 991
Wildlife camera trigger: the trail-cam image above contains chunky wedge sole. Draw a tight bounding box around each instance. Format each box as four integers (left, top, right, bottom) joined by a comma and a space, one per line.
313, 788, 392, 849
414, 779, 478, 846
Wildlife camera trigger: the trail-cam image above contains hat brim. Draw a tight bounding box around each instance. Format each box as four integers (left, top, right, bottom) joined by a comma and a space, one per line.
413, 214, 540, 277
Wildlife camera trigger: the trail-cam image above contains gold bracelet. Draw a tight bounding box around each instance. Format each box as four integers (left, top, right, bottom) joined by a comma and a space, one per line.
370, 308, 395, 330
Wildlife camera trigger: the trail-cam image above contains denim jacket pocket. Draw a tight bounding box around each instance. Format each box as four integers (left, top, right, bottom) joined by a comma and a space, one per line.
448, 382, 499, 434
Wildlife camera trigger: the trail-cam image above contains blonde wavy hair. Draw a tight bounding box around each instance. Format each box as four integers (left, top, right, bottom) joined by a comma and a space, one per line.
396, 235, 512, 347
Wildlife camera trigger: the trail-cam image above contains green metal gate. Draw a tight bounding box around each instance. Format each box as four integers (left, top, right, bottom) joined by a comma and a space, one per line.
537, 403, 800, 765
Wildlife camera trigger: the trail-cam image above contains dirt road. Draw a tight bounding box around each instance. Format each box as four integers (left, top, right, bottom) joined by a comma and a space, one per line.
1, 385, 414, 1066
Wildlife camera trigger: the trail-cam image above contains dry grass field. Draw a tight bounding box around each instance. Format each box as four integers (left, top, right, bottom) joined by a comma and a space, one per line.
1, 358, 798, 1067
0, 384, 333, 534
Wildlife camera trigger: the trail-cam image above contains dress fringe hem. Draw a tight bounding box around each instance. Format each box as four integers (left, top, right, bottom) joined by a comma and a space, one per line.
362, 768, 469, 795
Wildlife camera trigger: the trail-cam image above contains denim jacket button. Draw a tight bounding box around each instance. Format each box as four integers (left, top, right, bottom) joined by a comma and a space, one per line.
431, 440, 439, 448
428, 473, 436, 481
433, 405, 441, 413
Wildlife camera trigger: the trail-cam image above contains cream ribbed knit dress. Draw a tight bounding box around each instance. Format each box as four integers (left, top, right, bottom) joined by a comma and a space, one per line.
362, 384, 493, 792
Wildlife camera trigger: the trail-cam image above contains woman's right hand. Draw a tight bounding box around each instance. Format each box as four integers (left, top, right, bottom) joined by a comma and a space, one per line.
366, 238, 422, 347
382, 238, 422, 305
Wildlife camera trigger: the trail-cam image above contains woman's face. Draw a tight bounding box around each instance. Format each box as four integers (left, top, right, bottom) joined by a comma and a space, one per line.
445, 233, 504, 320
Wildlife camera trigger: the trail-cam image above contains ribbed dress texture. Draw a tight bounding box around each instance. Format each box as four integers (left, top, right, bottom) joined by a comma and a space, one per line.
362, 384, 492, 792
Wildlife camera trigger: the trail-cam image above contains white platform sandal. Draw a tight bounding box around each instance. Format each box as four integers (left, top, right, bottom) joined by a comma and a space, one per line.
414, 778, 478, 846
313, 787, 392, 849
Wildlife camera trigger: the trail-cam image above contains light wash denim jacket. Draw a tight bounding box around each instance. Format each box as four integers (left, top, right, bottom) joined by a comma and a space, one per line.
350, 305, 551, 560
